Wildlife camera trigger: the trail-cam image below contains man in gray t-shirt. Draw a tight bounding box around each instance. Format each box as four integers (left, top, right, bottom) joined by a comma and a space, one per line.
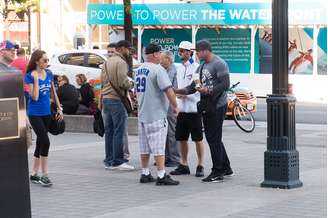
160, 50, 180, 167
175, 40, 233, 183
136, 62, 171, 123
135, 43, 179, 186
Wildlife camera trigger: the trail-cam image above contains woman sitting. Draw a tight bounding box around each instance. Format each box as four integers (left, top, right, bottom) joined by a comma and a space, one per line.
75, 73, 96, 114
57, 75, 79, 114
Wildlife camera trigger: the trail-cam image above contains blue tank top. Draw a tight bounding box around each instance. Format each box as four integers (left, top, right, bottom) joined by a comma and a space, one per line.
25, 69, 54, 116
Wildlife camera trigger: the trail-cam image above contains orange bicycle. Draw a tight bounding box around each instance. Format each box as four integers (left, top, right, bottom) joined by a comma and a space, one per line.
227, 82, 255, 133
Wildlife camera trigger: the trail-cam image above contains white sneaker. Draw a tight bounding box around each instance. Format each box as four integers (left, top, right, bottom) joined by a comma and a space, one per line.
116, 163, 135, 171
105, 165, 115, 170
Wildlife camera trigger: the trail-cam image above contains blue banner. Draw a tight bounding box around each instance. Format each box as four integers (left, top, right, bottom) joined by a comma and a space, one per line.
87, 3, 327, 25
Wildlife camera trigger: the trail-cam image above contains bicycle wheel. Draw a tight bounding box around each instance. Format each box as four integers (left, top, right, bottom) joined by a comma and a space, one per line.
232, 104, 255, 133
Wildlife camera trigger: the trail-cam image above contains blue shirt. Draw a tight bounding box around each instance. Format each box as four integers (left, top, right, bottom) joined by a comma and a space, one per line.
25, 69, 53, 116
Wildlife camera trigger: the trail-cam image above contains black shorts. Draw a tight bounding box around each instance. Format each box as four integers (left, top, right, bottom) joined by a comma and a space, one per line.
175, 112, 203, 141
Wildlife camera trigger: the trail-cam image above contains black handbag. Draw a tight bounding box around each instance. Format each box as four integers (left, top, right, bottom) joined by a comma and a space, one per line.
49, 84, 65, 135
93, 109, 104, 137
109, 81, 133, 114
48, 113, 65, 135
104, 62, 133, 114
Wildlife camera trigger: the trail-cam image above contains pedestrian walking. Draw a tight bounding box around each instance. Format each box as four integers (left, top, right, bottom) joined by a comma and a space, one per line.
136, 43, 179, 185
25, 50, 63, 186
100, 40, 134, 170
175, 40, 233, 183
160, 50, 180, 167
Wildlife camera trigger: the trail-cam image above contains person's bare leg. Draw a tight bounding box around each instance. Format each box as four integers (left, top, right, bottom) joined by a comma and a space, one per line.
195, 141, 205, 166
140, 154, 150, 169
180, 141, 189, 166
32, 157, 40, 175
40, 156, 48, 176
154, 155, 165, 171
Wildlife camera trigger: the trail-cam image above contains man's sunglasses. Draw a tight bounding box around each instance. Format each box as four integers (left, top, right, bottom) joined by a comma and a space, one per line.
178, 48, 190, 53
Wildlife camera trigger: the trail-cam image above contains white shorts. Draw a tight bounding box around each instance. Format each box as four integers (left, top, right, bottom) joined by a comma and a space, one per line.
138, 118, 168, 156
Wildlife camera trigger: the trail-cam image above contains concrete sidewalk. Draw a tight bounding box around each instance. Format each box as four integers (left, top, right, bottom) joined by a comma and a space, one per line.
28, 121, 327, 218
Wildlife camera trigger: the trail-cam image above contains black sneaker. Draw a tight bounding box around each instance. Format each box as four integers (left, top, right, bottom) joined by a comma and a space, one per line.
40, 176, 53, 187
195, 165, 204, 177
170, 164, 190, 175
165, 161, 179, 167
155, 161, 179, 167
140, 173, 155, 183
223, 168, 234, 177
156, 174, 179, 186
202, 171, 224, 183
30, 175, 41, 184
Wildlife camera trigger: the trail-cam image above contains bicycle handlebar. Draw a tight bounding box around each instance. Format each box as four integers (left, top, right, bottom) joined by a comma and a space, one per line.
230, 81, 240, 89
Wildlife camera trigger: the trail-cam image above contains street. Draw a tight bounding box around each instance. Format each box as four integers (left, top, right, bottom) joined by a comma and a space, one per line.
28, 120, 327, 218
253, 98, 327, 124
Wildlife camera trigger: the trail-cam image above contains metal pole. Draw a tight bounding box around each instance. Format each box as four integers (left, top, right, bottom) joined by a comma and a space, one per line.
250, 26, 257, 75
124, 0, 133, 76
191, 25, 198, 61
137, 25, 143, 63
261, 0, 302, 189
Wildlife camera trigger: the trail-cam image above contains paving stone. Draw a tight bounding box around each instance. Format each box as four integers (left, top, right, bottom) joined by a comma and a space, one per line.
27, 121, 326, 218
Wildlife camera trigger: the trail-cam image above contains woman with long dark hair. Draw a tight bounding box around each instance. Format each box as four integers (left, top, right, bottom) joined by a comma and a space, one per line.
25, 50, 63, 187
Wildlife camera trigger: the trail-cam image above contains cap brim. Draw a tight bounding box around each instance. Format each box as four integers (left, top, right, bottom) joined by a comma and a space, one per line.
145, 49, 162, 55
179, 48, 192, 51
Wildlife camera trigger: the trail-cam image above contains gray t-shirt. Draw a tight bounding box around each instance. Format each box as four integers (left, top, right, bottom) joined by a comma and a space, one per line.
135, 62, 172, 123
198, 55, 230, 108
166, 64, 178, 89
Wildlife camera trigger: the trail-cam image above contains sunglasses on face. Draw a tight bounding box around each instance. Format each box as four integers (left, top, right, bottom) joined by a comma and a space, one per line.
179, 48, 191, 53
40, 58, 49, 63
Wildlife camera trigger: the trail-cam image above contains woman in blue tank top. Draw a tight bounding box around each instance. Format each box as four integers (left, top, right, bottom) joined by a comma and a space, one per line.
25, 50, 63, 187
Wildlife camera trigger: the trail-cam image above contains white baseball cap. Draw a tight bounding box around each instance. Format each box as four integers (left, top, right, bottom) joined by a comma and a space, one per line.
178, 41, 193, 50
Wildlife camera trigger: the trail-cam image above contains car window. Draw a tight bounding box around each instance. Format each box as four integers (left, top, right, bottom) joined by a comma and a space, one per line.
60, 53, 84, 66
58, 54, 67, 64
86, 53, 105, 68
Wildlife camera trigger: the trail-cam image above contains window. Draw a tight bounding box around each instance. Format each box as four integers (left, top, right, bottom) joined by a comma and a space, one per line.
60, 53, 85, 66
58, 54, 67, 64
86, 53, 105, 68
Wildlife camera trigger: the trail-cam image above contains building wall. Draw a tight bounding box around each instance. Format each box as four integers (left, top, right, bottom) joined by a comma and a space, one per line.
37, 0, 112, 55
